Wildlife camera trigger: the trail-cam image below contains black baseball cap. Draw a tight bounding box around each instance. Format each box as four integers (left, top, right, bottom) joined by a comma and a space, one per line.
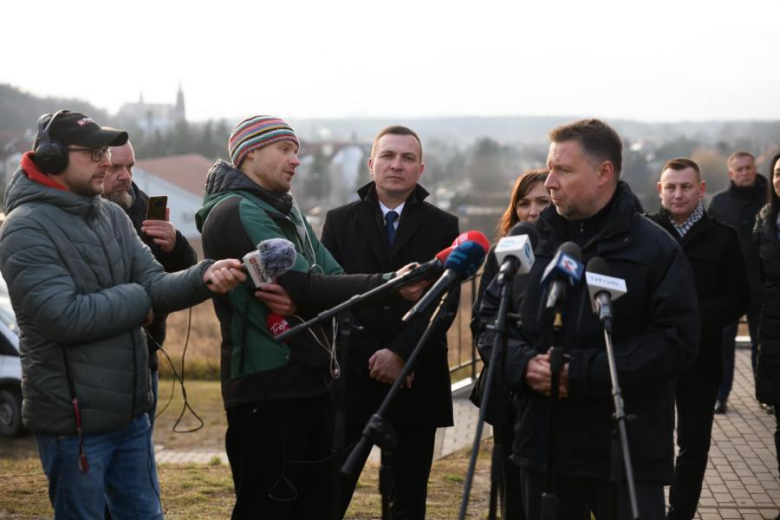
37, 110, 128, 148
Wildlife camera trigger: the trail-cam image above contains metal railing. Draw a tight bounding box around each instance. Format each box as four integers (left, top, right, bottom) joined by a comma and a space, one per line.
447, 275, 481, 383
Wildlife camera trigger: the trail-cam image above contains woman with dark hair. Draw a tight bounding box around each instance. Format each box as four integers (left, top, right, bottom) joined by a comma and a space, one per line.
471, 168, 550, 520
753, 152, 780, 494
496, 169, 552, 240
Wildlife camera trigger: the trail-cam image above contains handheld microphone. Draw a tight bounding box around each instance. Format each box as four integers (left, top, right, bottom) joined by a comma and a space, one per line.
390, 230, 492, 285
242, 238, 297, 288
267, 312, 291, 343
241, 238, 297, 339
494, 222, 539, 280
585, 257, 626, 325
541, 242, 584, 310
451, 230, 491, 253
402, 237, 488, 322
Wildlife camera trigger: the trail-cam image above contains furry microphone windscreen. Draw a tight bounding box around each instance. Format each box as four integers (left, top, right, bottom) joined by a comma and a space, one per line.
257, 238, 297, 279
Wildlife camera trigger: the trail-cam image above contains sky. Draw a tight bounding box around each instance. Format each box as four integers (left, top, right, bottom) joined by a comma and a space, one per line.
2, 0, 779, 123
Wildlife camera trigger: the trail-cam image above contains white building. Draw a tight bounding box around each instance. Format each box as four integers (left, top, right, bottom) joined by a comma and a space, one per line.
133, 153, 212, 255
116, 86, 186, 136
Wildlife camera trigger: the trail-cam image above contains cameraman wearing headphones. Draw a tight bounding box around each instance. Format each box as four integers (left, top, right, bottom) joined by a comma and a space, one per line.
0, 110, 245, 519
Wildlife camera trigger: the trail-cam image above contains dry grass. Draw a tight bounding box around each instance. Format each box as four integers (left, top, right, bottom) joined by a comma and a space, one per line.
0, 439, 495, 519
157, 301, 222, 380
159, 278, 482, 383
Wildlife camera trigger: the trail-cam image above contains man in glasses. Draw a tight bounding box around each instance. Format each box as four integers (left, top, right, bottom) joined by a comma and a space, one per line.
0, 110, 246, 519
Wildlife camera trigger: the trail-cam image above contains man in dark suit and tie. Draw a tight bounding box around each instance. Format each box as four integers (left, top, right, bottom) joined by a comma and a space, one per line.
321, 125, 460, 519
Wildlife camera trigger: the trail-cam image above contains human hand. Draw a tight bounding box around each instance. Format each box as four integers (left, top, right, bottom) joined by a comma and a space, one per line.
368, 348, 409, 386
524, 353, 568, 398
399, 279, 430, 301
255, 282, 297, 316
142, 208, 176, 252
203, 259, 246, 293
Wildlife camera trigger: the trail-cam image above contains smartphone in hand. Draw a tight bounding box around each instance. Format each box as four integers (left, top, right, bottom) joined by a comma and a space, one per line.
146, 196, 168, 221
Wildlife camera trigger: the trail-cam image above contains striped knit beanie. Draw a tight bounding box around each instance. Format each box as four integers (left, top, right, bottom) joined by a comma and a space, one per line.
228, 115, 299, 169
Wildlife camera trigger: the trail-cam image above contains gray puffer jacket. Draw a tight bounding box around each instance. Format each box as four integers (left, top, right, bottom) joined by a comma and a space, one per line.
0, 163, 213, 435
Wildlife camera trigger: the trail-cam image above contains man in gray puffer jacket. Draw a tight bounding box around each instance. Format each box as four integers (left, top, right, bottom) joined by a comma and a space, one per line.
0, 110, 245, 520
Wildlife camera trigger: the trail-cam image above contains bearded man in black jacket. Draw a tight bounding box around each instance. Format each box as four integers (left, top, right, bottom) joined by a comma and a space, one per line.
478, 119, 700, 519
104, 141, 198, 418
647, 158, 749, 520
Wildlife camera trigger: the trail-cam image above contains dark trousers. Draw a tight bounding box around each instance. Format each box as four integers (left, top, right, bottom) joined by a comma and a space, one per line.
493, 412, 525, 520
719, 309, 759, 402
517, 467, 665, 520
340, 424, 436, 520
775, 407, 780, 478
667, 382, 719, 519
225, 395, 334, 520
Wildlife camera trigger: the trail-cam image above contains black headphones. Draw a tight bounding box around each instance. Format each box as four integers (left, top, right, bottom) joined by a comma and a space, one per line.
33, 110, 69, 174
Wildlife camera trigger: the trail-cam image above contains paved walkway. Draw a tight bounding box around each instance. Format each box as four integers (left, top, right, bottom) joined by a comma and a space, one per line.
156, 347, 779, 518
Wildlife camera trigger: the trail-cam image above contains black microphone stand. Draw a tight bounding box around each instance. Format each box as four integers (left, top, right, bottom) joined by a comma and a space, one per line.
342, 288, 460, 520
457, 264, 515, 520
599, 311, 640, 519
329, 311, 360, 520
275, 265, 437, 344
541, 299, 565, 520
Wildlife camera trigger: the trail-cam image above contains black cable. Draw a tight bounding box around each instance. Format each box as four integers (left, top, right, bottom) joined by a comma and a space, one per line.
148, 306, 204, 433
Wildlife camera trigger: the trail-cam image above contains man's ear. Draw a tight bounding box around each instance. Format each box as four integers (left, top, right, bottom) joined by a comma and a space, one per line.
597, 160, 615, 187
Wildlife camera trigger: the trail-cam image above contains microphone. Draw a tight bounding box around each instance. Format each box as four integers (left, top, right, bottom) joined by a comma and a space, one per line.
585, 257, 627, 325
242, 238, 297, 340
267, 312, 291, 343
390, 230, 490, 284
451, 230, 491, 253
541, 242, 584, 310
494, 222, 539, 280
402, 237, 488, 323
242, 238, 297, 288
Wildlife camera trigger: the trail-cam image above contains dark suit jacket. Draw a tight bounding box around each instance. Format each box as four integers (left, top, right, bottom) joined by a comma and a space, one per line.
321, 182, 460, 429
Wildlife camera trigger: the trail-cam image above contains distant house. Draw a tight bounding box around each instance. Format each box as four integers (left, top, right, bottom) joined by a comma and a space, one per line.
116, 86, 186, 136
133, 154, 212, 256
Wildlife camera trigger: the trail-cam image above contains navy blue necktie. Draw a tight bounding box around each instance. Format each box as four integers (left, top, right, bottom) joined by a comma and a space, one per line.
386, 210, 399, 248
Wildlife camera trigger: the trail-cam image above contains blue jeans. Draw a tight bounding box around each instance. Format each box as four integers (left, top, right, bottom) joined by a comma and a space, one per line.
36, 413, 163, 520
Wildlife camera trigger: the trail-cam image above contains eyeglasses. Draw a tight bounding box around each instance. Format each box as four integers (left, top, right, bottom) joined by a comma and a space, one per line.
67, 146, 110, 163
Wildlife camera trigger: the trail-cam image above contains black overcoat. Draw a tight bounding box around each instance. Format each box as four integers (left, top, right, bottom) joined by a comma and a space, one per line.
478, 182, 700, 483
646, 209, 749, 386
754, 204, 780, 405
321, 182, 460, 429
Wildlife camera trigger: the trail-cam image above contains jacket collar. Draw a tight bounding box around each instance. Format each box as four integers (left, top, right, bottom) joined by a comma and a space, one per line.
204, 160, 293, 216
727, 174, 768, 200
356, 181, 430, 205
651, 205, 714, 245
21, 152, 67, 191
6, 152, 101, 219
537, 181, 637, 256
354, 181, 430, 264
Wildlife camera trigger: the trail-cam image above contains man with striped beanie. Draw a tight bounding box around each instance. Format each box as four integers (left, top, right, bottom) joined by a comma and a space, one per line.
197, 115, 346, 518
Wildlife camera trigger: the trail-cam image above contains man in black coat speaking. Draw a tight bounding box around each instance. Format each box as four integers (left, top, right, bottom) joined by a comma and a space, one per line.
321, 125, 459, 519
647, 158, 749, 520
478, 119, 700, 519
